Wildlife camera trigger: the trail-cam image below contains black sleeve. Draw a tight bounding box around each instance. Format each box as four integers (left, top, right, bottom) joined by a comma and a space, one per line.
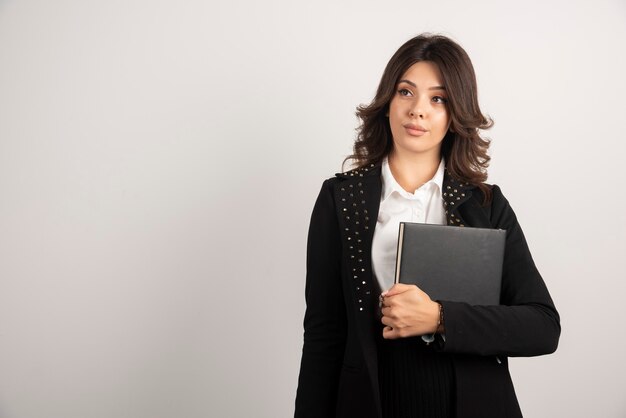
437, 185, 561, 357
295, 179, 347, 417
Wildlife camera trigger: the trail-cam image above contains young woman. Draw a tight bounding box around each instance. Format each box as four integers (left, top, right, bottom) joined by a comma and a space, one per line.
294, 33, 560, 418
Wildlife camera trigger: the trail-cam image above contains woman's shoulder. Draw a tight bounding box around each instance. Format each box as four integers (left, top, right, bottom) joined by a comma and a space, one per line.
469, 182, 522, 229
465, 181, 509, 203
484, 183, 511, 208
310, 164, 382, 213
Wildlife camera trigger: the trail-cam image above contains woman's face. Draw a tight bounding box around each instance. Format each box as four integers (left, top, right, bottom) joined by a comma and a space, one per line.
388, 61, 451, 160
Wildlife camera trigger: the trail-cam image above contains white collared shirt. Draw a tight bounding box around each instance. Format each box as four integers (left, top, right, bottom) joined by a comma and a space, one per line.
372, 156, 447, 292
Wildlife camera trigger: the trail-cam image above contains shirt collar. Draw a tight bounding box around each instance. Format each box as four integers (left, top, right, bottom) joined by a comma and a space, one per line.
381, 156, 445, 201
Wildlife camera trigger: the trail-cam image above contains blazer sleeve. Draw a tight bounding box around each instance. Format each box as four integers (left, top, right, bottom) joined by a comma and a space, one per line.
437, 185, 561, 357
295, 179, 347, 417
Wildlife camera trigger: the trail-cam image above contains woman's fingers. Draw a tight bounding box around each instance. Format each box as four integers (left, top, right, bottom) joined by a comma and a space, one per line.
381, 306, 400, 320
384, 283, 414, 297
382, 326, 398, 339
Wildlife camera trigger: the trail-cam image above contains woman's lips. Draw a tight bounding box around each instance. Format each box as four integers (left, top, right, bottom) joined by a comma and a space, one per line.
404, 124, 427, 136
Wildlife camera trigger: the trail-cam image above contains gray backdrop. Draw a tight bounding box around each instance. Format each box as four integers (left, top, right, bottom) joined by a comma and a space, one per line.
1, 0, 625, 417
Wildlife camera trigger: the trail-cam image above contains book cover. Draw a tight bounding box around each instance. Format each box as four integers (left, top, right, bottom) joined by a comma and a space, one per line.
394, 222, 505, 305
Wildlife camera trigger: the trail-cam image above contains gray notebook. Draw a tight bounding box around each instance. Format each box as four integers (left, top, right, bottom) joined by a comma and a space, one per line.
394, 222, 506, 305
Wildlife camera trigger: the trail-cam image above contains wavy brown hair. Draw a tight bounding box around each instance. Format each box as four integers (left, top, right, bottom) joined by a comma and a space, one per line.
346, 33, 494, 203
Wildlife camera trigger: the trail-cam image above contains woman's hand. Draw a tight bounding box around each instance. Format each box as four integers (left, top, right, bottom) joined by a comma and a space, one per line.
380, 283, 440, 339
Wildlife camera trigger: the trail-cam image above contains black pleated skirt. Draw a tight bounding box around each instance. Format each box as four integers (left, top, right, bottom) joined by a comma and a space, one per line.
378, 334, 455, 418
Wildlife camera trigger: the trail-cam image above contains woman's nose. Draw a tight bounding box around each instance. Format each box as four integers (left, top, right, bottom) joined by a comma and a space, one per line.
409, 108, 423, 118
409, 98, 426, 118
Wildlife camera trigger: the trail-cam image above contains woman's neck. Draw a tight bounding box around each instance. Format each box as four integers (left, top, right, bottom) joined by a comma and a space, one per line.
388, 151, 441, 193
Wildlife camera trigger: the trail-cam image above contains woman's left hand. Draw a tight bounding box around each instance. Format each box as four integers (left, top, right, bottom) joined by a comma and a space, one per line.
380, 283, 440, 339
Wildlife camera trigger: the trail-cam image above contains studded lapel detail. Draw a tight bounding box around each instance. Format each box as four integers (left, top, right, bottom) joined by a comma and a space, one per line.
334, 164, 382, 316
442, 168, 474, 227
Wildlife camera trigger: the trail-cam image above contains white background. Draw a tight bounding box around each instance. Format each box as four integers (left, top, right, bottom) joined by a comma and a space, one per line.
1, 0, 625, 417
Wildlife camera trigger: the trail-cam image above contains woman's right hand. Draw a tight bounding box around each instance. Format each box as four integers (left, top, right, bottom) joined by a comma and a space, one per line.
380, 283, 440, 339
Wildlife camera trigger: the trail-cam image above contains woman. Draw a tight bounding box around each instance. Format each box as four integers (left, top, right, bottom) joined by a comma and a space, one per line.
294, 33, 560, 418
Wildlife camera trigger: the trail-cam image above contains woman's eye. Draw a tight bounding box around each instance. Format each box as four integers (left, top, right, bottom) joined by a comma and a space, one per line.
433, 96, 448, 104
398, 88, 412, 97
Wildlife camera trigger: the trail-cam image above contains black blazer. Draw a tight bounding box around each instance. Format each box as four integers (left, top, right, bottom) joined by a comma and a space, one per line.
295, 163, 561, 418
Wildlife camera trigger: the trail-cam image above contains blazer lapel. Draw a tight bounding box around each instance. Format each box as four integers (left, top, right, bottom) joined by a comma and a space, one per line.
442, 168, 474, 227
334, 163, 382, 312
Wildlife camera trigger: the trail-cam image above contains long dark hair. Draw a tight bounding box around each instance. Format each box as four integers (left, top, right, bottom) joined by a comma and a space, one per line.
346, 33, 494, 202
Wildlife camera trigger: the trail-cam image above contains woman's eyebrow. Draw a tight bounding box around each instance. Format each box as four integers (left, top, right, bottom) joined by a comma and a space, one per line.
398, 79, 446, 91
